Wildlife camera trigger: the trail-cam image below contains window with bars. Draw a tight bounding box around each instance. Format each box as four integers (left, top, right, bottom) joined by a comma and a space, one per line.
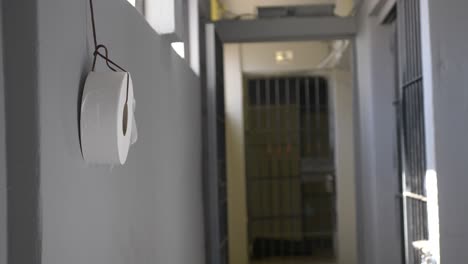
244, 76, 335, 262
396, 0, 429, 263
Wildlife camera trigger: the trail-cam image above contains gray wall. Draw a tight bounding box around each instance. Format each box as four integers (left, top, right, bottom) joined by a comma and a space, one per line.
3, 0, 41, 263
5, 0, 205, 263
421, 0, 468, 262
0, 0, 7, 262
354, 1, 402, 263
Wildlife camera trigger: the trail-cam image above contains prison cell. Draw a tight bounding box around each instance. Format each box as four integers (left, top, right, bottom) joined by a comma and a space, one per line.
397, 0, 429, 263
244, 76, 335, 263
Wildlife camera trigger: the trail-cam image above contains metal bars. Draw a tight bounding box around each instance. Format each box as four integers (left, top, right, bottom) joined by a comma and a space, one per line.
245, 76, 335, 263
397, 0, 429, 263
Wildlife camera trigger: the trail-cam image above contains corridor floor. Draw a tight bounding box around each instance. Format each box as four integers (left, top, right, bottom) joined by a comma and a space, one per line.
251, 256, 335, 264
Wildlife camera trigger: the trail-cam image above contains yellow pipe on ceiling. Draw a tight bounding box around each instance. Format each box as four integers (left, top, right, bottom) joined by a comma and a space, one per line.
211, 0, 222, 21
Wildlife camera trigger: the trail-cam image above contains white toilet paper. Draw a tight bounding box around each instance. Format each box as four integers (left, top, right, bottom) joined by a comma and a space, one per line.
80, 71, 137, 165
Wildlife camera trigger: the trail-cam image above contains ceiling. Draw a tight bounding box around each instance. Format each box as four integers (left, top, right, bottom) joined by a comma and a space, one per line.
237, 39, 353, 75
220, 0, 336, 17
240, 41, 330, 74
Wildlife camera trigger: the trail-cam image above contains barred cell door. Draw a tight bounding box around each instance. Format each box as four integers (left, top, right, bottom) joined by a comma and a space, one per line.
396, 0, 429, 263
244, 76, 336, 263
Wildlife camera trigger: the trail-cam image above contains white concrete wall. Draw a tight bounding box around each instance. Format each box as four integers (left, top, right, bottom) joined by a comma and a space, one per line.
420, 0, 468, 262
34, 1, 205, 264
420, 1, 439, 261
189, 0, 200, 75
332, 69, 357, 264
224, 43, 249, 264
354, 1, 402, 263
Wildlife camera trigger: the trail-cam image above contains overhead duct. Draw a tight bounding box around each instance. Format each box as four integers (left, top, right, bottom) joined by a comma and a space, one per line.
257, 4, 335, 18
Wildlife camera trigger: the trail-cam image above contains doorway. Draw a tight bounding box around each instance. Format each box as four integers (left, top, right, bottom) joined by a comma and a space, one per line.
244, 76, 335, 263
220, 39, 357, 264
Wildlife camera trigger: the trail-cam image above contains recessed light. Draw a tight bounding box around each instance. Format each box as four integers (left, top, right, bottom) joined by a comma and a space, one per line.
275, 50, 294, 64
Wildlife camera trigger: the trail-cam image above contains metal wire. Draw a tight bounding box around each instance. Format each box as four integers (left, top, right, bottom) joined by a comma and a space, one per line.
87, 0, 130, 106
88, 0, 127, 72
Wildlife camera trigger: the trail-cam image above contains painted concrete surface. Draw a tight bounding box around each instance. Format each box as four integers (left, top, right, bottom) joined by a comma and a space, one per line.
0, 0, 7, 262
354, 1, 402, 263
2, 0, 205, 263
421, 0, 468, 262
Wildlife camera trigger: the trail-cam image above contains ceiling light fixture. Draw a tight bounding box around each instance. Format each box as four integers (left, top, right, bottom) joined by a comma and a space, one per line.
275, 50, 294, 64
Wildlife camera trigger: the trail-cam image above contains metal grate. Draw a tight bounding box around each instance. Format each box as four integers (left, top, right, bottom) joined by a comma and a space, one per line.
396, 0, 429, 263
244, 76, 335, 263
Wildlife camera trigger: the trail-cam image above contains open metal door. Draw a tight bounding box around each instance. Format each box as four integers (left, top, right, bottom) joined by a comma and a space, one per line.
204, 23, 229, 264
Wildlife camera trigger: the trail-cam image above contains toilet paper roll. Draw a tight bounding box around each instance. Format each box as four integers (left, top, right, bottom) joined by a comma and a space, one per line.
80, 71, 136, 165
